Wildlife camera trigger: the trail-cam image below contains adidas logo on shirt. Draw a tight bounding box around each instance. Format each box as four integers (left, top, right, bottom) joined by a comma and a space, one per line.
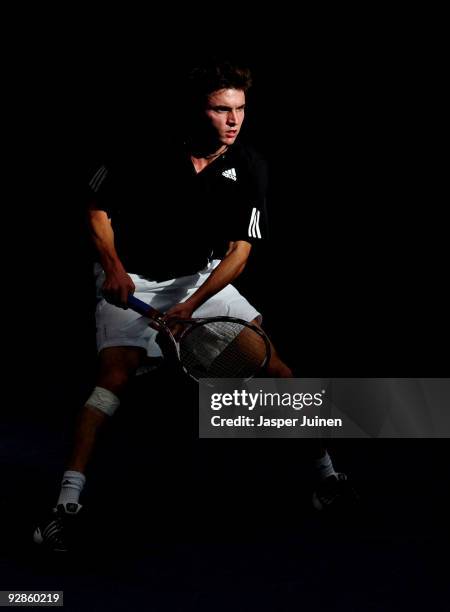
248, 207, 262, 239
222, 168, 237, 181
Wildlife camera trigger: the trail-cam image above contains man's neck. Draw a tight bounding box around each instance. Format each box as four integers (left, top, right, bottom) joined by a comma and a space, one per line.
189, 144, 229, 174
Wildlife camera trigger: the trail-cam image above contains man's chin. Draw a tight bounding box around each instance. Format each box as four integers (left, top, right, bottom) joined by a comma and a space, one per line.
222, 135, 238, 144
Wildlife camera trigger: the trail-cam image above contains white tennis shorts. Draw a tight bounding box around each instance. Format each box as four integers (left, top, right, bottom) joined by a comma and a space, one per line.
95, 260, 261, 358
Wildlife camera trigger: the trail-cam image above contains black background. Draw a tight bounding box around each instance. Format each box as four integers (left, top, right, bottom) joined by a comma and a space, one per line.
3, 9, 449, 610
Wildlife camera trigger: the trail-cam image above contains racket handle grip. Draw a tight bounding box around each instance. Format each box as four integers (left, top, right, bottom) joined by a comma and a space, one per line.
127, 295, 162, 319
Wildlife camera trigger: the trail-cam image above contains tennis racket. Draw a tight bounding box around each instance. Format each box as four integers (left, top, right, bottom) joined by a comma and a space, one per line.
126, 295, 271, 381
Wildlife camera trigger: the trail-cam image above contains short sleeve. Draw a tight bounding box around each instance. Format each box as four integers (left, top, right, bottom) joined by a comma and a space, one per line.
86, 164, 115, 217
229, 151, 269, 245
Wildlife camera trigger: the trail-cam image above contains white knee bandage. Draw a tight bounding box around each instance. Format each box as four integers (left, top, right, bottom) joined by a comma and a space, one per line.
85, 386, 120, 416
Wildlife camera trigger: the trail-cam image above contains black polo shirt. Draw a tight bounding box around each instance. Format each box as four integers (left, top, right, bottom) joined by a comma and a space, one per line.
88, 142, 267, 281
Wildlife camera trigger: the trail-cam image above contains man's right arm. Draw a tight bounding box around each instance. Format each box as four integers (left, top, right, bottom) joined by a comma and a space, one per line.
88, 207, 135, 307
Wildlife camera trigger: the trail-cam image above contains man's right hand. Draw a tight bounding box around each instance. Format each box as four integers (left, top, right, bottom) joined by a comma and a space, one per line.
102, 268, 135, 308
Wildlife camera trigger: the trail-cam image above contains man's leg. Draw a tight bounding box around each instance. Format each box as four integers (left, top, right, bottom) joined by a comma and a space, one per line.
34, 346, 146, 550
250, 318, 293, 378
65, 346, 145, 475
250, 320, 347, 505
265, 340, 295, 379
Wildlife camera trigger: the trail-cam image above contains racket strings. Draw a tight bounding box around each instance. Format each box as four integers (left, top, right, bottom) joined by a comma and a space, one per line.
180, 321, 268, 379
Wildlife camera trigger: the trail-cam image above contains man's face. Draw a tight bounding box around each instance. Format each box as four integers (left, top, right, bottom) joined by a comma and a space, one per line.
204, 88, 246, 146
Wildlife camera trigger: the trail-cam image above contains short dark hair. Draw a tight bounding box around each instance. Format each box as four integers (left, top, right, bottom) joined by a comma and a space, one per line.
186, 58, 252, 108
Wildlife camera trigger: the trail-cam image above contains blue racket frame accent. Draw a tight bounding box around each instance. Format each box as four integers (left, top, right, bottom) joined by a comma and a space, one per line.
127, 294, 160, 318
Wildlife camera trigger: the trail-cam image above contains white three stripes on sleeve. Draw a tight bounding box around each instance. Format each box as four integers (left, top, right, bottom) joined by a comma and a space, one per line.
248, 207, 262, 239
89, 165, 108, 193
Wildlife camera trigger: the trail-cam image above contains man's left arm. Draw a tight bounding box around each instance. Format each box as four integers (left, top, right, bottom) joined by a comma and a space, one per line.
164, 241, 251, 320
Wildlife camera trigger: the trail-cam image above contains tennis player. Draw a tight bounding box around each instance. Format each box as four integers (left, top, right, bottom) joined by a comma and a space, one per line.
33, 58, 354, 551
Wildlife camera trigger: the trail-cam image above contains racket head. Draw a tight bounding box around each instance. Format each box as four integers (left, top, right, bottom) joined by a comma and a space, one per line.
176, 316, 271, 382
126, 296, 271, 381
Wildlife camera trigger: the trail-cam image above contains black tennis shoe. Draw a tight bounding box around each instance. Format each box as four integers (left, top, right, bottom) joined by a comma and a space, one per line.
312, 473, 360, 512
33, 502, 82, 552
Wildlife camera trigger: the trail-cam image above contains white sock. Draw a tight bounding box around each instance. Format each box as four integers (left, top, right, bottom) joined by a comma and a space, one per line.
56, 470, 86, 506
314, 452, 337, 481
